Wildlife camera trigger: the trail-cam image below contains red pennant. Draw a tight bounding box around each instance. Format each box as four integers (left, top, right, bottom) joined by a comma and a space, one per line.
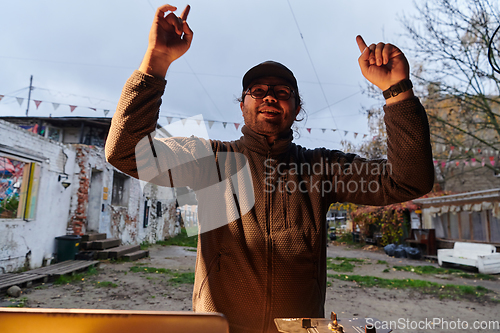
450, 146, 455, 151
455, 161, 459, 166
433, 160, 438, 166
478, 148, 481, 153
471, 158, 476, 166
70, 105, 77, 112
0, 95, 4, 102
234, 123, 240, 130
490, 156, 495, 166
34, 100, 42, 109
482, 157, 485, 166
89, 107, 96, 112
307, 128, 311, 134
441, 162, 446, 168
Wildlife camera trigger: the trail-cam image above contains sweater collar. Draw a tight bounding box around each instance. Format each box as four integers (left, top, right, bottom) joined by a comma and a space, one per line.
240, 125, 293, 156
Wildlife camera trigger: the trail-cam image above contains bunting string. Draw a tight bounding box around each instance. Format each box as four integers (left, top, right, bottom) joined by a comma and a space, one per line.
0, 92, 369, 139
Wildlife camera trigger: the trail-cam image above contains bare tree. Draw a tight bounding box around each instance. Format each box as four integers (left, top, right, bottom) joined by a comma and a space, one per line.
400, 0, 500, 190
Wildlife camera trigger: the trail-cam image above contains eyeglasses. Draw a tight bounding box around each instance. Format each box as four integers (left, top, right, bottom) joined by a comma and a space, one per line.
245, 84, 294, 101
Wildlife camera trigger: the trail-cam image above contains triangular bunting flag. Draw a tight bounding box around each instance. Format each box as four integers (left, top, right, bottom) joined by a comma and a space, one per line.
16, 97, 24, 106
222, 122, 227, 128
52, 103, 60, 110
490, 156, 495, 166
208, 121, 214, 129
104, 110, 110, 117
344, 131, 348, 136
307, 128, 311, 134
433, 160, 438, 166
167, 117, 173, 124
354, 132, 358, 139
331, 129, 337, 132
89, 107, 96, 112
471, 158, 476, 166
464, 160, 468, 166
196, 119, 202, 126
478, 148, 482, 154
234, 123, 240, 130
181, 118, 187, 125
441, 162, 446, 168
34, 100, 42, 109
450, 146, 455, 151
0, 95, 4, 102
455, 161, 459, 167
363, 134, 367, 139
481, 157, 485, 167
321, 129, 326, 133
70, 105, 77, 112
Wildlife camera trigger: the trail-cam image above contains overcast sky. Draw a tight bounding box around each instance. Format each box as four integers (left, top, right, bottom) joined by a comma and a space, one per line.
0, 0, 418, 150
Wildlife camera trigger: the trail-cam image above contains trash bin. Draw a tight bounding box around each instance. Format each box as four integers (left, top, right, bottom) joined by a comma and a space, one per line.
55, 235, 81, 262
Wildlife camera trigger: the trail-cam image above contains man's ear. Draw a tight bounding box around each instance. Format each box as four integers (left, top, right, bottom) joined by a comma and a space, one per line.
294, 105, 301, 120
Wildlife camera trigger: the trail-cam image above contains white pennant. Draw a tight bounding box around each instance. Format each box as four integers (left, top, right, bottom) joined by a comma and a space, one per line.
52, 103, 60, 110
104, 110, 110, 117
16, 97, 24, 106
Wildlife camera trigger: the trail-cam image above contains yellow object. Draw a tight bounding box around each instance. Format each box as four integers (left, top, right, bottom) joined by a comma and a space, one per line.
0, 308, 229, 333
103, 193, 108, 200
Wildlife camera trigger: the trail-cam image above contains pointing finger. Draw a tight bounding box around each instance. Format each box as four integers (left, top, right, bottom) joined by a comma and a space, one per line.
180, 4, 190, 21
356, 35, 368, 53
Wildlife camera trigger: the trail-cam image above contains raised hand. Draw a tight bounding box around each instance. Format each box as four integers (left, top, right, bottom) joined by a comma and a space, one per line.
139, 4, 193, 78
356, 35, 410, 93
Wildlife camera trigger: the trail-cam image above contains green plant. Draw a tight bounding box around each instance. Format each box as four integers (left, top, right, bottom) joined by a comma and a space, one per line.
393, 265, 496, 280
326, 257, 364, 272
377, 260, 388, 265
94, 281, 118, 288
157, 228, 198, 248
328, 274, 493, 301
7, 297, 28, 308
129, 266, 195, 285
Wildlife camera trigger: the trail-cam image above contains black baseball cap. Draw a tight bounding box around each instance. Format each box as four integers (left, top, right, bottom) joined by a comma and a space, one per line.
242, 61, 298, 93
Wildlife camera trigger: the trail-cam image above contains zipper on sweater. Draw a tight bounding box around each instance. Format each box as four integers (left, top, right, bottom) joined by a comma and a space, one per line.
263, 151, 273, 333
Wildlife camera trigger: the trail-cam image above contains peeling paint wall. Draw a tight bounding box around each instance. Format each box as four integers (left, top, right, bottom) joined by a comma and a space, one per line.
0, 120, 75, 273
69, 145, 179, 246
0, 119, 179, 273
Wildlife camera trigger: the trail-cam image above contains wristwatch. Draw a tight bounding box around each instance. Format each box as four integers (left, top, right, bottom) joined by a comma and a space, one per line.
383, 79, 413, 99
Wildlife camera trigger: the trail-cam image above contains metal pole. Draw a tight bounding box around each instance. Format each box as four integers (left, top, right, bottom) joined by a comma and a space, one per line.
25, 75, 33, 116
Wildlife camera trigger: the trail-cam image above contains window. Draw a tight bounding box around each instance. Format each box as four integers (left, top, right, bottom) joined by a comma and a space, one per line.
0, 156, 40, 220
47, 127, 62, 142
449, 213, 459, 239
111, 172, 129, 206
471, 211, 487, 241
459, 211, 471, 240
489, 211, 500, 243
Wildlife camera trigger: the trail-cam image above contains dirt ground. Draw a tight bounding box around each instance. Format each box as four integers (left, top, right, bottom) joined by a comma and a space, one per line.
2, 243, 500, 332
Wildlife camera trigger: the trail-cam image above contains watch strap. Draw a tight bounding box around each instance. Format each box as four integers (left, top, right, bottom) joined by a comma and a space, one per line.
383, 79, 413, 99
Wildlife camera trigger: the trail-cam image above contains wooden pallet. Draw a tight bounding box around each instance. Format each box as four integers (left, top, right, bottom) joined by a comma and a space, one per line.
22, 260, 100, 277
0, 273, 48, 291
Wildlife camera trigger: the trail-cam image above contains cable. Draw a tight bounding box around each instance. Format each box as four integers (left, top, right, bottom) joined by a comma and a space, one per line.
488, 23, 500, 74
286, 0, 342, 140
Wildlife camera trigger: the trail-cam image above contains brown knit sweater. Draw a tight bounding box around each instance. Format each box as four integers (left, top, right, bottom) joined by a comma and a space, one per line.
105, 71, 434, 333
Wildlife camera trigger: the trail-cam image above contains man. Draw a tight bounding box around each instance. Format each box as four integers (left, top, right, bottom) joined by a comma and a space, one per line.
105, 4, 434, 333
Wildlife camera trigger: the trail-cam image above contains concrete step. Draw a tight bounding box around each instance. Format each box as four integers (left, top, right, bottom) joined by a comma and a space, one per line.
89, 238, 121, 250
81, 233, 107, 242
123, 250, 149, 261
97, 245, 141, 260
